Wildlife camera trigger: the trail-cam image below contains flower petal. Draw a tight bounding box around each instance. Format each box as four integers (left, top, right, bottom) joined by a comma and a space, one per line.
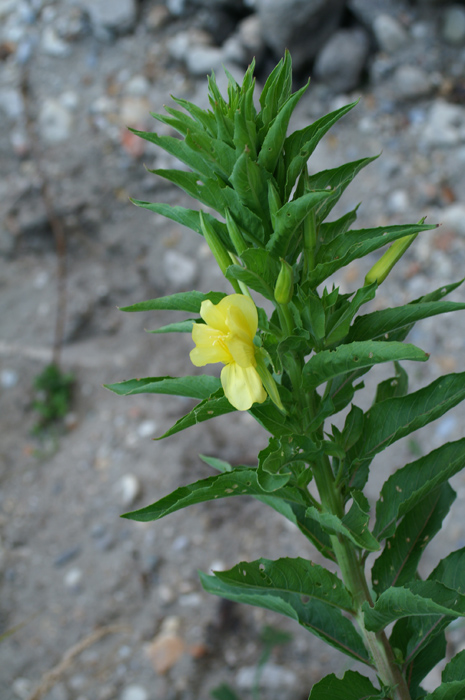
221, 363, 267, 411
220, 294, 258, 339
224, 334, 256, 368
190, 324, 231, 366
200, 299, 230, 333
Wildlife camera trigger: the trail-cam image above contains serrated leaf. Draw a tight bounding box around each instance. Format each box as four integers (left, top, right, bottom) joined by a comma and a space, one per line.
213, 557, 354, 611
372, 483, 456, 594
306, 499, 380, 553
122, 468, 308, 521
104, 375, 221, 400
200, 571, 370, 664
120, 290, 226, 313
303, 340, 428, 390
424, 681, 465, 700
348, 374, 465, 490
348, 300, 465, 342
309, 222, 436, 288
308, 670, 383, 700
374, 437, 465, 540
363, 581, 465, 633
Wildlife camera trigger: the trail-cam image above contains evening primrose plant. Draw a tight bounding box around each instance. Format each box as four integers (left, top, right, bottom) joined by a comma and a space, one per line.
105, 53, 465, 700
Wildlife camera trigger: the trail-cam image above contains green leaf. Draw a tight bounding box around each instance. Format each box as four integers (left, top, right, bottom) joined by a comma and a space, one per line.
349, 300, 465, 342
147, 319, 196, 334
210, 683, 241, 700
131, 199, 230, 243
122, 468, 308, 521
212, 557, 354, 612
319, 205, 360, 246
424, 681, 465, 700
257, 436, 316, 492
308, 670, 383, 700
283, 101, 358, 198
374, 362, 408, 403
104, 375, 221, 400
159, 389, 236, 438
306, 496, 380, 553
372, 483, 456, 594
120, 290, 226, 313
200, 572, 370, 664
325, 283, 377, 346
363, 581, 465, 633
374, 437, 465, 540
258, 82, 309, 174
309, 222, 437, 288
226, 249, 280, 300
229, 151, 270, 223
303, 340, 428, 390
443, 650, 465, 683
403, 634, 447, 699
266, 190, 333, 259
347, 374, 465, 490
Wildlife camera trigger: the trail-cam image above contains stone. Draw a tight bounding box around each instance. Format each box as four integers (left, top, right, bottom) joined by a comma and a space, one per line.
392, 65, 433, 100
421, 100, 465, 147
12, 678, 33, 700
147, 5, 170, 31
83, 0, 138, 36
146, 630, 185, 674
38, 99, 73, 143
120, 686, 148, 700
163, 249, 197, 289
256, 0, 346, 70
64, 567, 83, 589
53, 546, 82, 568
373, 14, 409, 53
167, 28, 213, 64
0, 0, 15, 19
442, 5, 465, 46
137, 420, 157, 438
313, 28, 370, 93
115, 474, 141, 507
186, 45, 224, 77
236, 14, 265, 62
40, 26, 71, 57
441, 204, 465, 236
237, 663, 298, 691
0, 88, 24, 120
1, 369, 18, 388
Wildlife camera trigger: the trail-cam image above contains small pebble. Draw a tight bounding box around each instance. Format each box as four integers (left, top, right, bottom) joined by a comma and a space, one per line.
120, 685, 148, 700
53, 546, 82, 568
64, 567, 83, 589
137, 420, 157, 438
1, 369, 18, 388
115, 474, 141, 507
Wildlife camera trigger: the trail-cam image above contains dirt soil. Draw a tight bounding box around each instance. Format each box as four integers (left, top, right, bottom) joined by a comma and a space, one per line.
2, 2, 465, 700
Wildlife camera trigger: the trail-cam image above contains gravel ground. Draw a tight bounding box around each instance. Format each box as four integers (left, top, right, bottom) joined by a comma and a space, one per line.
2, 2, 465, 699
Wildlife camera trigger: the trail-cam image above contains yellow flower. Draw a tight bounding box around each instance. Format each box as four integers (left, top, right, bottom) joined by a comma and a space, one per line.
190, 294, 267, 411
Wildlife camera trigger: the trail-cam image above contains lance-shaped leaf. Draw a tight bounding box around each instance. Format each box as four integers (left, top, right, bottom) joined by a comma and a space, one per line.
258, 82, 308, 174
319, 205, 360, 247
308, 670, 384, 700
266, 190, 333, 259
159, 389, 236, 439
348, 300, 465, 342
120, 290, 226, 313
283, 101, 358, 198
309, 222, 437, 287
229, 151, 271, 224
363, 580, 465, 633
200, 571, 370, 664
303, 340, 428, 390
122, 468, 311, 522
372, 483, 456, 594
131, 200, 229, 244
325, 283, 377, 346
104, 375, 221, 400
147, 319, 196, 334
374, 438, 465, 540
347, 374, 465, 487
306, 494, 380, 553
373, 362, 408, 404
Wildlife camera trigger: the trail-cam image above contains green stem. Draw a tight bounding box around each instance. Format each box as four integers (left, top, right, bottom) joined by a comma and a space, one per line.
311, 453, 411, 700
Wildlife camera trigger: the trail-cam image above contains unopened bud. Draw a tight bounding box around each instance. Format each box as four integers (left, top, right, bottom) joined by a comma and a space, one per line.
274, 258, 294, 305
225, 209, 247, 256
364, 233, 418, 286
200, 211, 241, 293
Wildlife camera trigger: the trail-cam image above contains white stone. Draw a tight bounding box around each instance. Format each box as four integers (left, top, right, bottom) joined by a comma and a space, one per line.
115, 474, 141, 507
237, 663, 298, 690
64, 567, 83, 589
421, 100, 465, 147
186, 45, 224, 76
83, 0, 137, 34
440, 204, 465, 236
0, 88, 24, 120
387, 189, 409, 214
38, 99, 72, 143
12, 678, 33, 700
120, 685, 148, 700
393, 65, 433, 99
137, 420, 157, 438
60, 91, 79, 111
163, 249, 197, 288
124, 75, 150, 97
442, 5, 465, 45
314, 27, 369, 92
1, 369, 19, 388
373, 14, 409, 53
41, 26, 71, 57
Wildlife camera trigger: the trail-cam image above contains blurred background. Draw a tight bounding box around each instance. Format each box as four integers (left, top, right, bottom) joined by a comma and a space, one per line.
2, 0, 465, 698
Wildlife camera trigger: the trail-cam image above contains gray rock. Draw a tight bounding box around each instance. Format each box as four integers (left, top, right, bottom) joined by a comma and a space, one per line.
167, 28, 213, 63
115, 474, 141, 507
441, 204, 465, 236
256, 0, 346, 70
0, 88, 24, 121
83, 0, 137, 36
1, 369, 19, 388
236, 14, 265, 63
392, 65, 433, 99
38, 99, 73, 143
163, 249, 198, 289
186, 45, 224, 76
40, 26, 71, 57
314, 28, 370, 93
421, 100, 465, 147
347, 0, 404, 27
0, 0, 15, 19
442, 5, 465, 45
237, 663, 298, 691
120, 686, 148, 700
373, 14, 409, 53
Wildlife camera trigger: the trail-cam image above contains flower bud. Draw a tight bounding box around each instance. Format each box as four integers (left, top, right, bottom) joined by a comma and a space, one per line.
364, 233, 418, 286
274, 258, 294, 305
225, 209, 247, 256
